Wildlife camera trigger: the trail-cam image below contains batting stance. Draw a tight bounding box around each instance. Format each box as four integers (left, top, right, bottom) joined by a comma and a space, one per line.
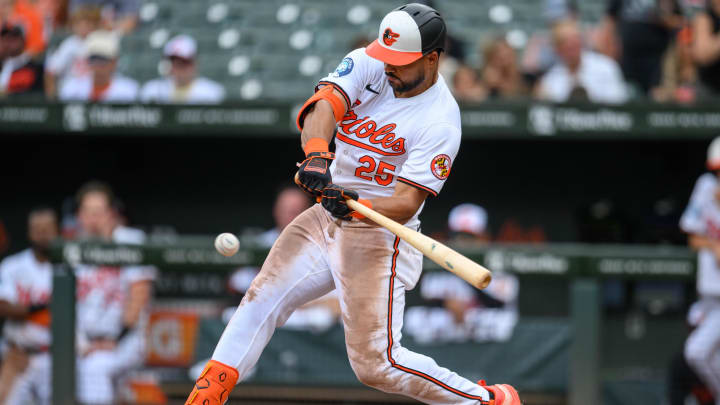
187, 4, 521, 404
681, 137, 720, 404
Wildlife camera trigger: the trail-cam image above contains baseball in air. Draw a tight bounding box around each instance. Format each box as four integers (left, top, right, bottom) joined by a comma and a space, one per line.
215, 233, 239, 257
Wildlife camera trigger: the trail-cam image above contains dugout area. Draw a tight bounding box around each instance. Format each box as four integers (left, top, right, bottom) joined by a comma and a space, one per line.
0, 119, 704, 404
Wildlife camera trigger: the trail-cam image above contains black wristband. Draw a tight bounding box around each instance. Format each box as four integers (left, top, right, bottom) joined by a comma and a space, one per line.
27, 304, 48, 314
117, 325, 133, 342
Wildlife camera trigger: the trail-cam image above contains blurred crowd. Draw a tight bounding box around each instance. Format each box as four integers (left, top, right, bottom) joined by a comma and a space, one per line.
442, 0, 720, 104
2, 0, 720, 104
1, 0, 224, 103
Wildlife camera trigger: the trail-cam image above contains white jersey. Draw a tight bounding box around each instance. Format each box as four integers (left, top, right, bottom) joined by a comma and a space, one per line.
46, 35, 91, 81
681, 173, 720, 297
59, 74, 139, 103
318, 48, 461, 227
75, 226, 155, 338
140, 77, 225, 104
0, 249, 52, 349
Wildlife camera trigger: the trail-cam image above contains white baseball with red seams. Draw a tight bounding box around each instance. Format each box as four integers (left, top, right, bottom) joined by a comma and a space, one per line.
215, 232, 240, 257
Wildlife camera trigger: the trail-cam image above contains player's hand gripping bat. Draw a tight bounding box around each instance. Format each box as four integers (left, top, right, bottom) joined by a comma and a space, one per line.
345, 199, 492, 289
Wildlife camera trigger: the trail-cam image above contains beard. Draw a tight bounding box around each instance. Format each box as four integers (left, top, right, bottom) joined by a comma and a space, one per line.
31, 241, 51, 257
386, 71, 425, 93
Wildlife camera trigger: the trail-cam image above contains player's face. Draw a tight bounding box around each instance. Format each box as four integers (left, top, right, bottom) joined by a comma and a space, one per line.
28, 212, 58, 253
77, 192, 115, 238
273, 189, 311, 230
169, 56, 196, 85
384, 52, 439, 96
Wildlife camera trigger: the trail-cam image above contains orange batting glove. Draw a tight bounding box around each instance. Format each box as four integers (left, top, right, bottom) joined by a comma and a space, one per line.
186, 360, 239, 405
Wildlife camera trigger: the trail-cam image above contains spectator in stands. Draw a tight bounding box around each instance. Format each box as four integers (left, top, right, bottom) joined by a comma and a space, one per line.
0, 207, 57, 405
451, 64, 486, 102
69, 0, 138, 34
59, 30, 138, 102
522, 0, 580, 87
479, 37, 526, 99
0, 22, 44, 97
654, 26, 698, 103
44, 5, 101, 99
598, 0, 684, 95
140, 34, 225, 104
0, 0, 45, 55
73, 181, 154, 405
537, 20, 628, 104
692, 0, 720, 96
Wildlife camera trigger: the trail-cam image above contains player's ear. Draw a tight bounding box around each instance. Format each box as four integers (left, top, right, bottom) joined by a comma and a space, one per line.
426, 50, 439, 67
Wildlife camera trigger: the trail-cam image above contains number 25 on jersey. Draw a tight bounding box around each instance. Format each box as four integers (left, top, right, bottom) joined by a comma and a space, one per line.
354, 156, 396, 186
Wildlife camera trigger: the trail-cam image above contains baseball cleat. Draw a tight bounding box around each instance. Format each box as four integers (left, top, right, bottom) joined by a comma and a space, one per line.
479, 380, 522, 405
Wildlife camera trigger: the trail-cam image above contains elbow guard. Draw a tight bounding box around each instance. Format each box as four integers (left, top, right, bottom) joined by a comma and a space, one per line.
296, 84, 347, 131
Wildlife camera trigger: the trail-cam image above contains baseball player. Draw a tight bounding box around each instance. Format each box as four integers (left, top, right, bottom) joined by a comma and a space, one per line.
681, 137, 720, 405
73, 182, 155, 404
0, 207, 57, 405
187, 4, 521, 405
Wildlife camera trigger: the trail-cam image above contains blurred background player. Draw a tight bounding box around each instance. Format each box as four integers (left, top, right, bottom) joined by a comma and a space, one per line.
59, 30, 138, 102
140, 34, 225, 104
406, 204, 519, 344
680, 136, 720, 405
73, 181, 154, 404
0, 207, 57, 405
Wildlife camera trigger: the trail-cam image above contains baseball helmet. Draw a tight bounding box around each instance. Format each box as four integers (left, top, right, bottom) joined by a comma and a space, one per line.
365, 3, 446, 66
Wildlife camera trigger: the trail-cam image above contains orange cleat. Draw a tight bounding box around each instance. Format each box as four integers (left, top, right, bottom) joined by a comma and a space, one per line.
479, 380, 522, 405
186, 360, 239, 405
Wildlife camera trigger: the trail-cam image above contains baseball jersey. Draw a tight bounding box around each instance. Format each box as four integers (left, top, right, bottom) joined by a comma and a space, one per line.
318, 48, 461, 227
0, 249, 52, 349
75, 226, 155, 338
46, 35, 91, 81
140, 77, 225, 104
59, 74, 139, 103
680, 173, 720, 297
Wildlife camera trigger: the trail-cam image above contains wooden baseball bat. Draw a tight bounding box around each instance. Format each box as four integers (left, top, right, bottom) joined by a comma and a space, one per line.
346, 199, 492, 289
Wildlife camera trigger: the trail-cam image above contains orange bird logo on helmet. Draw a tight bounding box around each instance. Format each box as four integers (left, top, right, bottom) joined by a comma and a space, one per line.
382, 28, 400, 46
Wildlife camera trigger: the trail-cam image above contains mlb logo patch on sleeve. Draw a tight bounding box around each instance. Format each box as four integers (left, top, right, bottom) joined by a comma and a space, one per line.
332, 57, 354, 77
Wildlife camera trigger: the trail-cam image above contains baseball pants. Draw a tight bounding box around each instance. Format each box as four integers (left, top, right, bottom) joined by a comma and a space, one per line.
685, 298, 720, 405
212, 204, 491, 404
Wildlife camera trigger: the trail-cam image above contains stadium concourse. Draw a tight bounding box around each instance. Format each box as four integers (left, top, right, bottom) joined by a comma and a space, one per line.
1, 0, 720, 404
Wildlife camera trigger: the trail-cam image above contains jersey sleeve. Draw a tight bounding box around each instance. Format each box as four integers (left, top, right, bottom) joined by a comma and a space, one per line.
397, 123, 461, 197
680, 174, 715, 235
316, 48, 376, 108
0, 259, 18, 303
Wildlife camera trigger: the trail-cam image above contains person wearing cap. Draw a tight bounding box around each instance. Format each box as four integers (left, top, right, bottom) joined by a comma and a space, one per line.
58, 30, 138, 103
0, 0, 45, 56
186, 4, 521, 405
44, 5, 101, 99
140, 34, 225, 104
0, 21, 44, 97
680, 136, 720, 405
448, 203, 490, 243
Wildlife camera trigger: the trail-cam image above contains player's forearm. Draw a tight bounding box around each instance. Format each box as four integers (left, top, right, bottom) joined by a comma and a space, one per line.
689, 234, 714, 251
122, 280, 152, 328
365, 196, 419, 224
301, 99, 336, 148
0, 300, 30, 320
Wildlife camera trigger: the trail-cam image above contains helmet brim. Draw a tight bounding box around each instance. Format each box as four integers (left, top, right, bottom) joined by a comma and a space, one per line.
365, 40, 423, 66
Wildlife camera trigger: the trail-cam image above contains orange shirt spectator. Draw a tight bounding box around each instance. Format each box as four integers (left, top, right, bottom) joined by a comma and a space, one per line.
0, 0, 45, 55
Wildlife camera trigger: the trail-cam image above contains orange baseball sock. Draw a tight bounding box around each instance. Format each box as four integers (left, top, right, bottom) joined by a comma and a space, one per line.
186, 360, 239, 405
